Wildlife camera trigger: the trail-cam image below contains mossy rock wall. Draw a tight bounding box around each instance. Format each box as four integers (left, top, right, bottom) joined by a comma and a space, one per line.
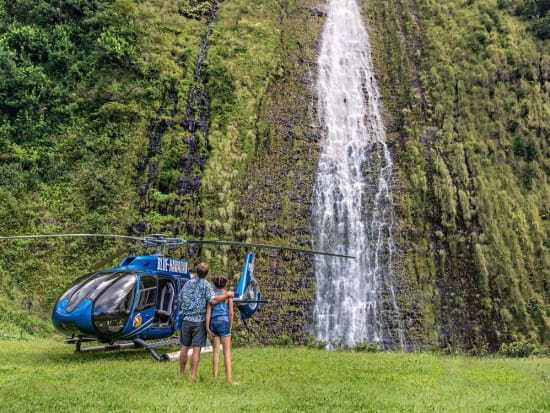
0, 0, 548, 350
364, 0, 549, 351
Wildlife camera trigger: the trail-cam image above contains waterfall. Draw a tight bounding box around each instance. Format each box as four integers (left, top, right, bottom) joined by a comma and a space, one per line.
312, 0, 404, 349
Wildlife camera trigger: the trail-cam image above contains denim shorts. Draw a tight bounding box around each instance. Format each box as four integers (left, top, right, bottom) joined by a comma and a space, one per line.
180, 320, 207, 347
209, 317, 231, 338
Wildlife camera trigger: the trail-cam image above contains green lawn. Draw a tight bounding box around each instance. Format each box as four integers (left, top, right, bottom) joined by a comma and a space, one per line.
0, 338, 548, 412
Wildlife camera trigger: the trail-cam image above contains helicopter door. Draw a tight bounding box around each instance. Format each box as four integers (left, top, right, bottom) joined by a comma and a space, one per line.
154, 278, 175, 326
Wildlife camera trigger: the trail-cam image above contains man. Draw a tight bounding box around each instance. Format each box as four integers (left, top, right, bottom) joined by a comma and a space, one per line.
179, 262, 234, 380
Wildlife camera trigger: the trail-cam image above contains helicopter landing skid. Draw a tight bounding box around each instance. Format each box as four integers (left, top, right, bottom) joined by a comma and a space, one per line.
70, 336, 180, 361
134, 337, 180, 361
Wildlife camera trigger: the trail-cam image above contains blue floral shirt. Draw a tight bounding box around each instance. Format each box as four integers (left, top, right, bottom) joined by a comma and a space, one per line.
180, 278, 215, 322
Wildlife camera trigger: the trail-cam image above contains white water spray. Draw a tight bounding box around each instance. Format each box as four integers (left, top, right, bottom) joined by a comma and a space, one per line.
312, 0, 404, 349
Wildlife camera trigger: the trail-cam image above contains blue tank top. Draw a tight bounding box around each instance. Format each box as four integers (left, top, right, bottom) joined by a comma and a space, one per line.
211, 289, 230, 322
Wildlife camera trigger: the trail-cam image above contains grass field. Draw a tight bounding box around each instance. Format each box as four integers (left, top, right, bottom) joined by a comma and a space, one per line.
0, 338, 549, 412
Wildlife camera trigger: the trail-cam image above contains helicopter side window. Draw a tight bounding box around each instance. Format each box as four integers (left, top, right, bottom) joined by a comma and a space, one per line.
135, 276, 157, 311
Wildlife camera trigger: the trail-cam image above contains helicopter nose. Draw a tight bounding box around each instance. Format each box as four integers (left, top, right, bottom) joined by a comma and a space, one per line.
52, 299, 96, 335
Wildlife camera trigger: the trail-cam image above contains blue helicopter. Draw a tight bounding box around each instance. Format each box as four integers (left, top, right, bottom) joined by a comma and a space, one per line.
1, 233, 351, 360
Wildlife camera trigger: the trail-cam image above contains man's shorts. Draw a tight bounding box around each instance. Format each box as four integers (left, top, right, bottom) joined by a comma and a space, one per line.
180, 320, 207, 347
209, 317, 231, 338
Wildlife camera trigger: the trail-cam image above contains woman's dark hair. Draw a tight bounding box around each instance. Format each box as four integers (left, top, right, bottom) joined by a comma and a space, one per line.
212, 275, 227, 289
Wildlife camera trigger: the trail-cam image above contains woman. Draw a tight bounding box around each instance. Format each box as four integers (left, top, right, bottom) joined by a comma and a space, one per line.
206, 275, 238, 385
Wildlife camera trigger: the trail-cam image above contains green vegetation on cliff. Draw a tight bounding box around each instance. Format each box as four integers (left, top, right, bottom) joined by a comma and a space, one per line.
365, 0, 549, 351
0, 0, 548, 352
0, 0, 209, 334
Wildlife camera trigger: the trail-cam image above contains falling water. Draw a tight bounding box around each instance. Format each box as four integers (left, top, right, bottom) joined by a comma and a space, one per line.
312, 0, 404, 349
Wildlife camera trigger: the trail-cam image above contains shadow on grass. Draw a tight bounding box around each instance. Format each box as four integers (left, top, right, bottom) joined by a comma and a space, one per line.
9, 337, 181, 366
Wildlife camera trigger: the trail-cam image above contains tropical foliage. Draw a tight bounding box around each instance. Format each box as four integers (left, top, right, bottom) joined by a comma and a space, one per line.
365, 0, 549, 351
0, 0, 548, 352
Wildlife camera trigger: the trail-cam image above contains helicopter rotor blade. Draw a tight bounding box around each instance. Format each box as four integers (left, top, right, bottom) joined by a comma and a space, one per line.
0, 233, 355, 258
0, 234, 144, 242
185, 240, 355, 259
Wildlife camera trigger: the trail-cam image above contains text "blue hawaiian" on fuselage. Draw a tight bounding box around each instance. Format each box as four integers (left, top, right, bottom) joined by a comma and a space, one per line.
156, 257, 188, 274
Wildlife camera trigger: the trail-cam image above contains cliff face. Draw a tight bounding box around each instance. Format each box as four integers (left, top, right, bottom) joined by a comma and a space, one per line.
202, 0, 550, 350
363, 0, 549, 351
197, 0, 326, 344
0, 0, 548, 350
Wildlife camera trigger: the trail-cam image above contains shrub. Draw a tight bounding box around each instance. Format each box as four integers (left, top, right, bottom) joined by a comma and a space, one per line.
532, 14, 550, 39
272, 334, 293, 347
301, 334, 328, 349
499, 339, 537, 357
354, 342, 382, 352
468, 343, 489, 357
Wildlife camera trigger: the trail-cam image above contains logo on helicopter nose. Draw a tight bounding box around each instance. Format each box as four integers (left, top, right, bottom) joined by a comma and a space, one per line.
133, 314, 142, 328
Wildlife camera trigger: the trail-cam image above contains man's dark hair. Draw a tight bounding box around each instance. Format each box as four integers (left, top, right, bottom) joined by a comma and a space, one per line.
196, 262, 209, 278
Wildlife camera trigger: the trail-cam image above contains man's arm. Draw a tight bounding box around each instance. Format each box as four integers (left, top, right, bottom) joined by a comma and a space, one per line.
210, 290, 234, 305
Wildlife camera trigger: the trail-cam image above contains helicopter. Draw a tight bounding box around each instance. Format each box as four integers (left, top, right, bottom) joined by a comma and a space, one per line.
0, 233, 352, 360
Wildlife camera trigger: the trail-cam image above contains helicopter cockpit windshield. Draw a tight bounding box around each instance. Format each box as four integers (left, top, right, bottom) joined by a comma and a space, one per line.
92, 273, 136, 335
65, 272, 121, 313
54, 270, 139, 336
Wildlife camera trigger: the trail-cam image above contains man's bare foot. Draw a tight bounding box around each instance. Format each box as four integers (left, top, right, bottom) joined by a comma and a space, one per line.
227, 380, 239, 385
